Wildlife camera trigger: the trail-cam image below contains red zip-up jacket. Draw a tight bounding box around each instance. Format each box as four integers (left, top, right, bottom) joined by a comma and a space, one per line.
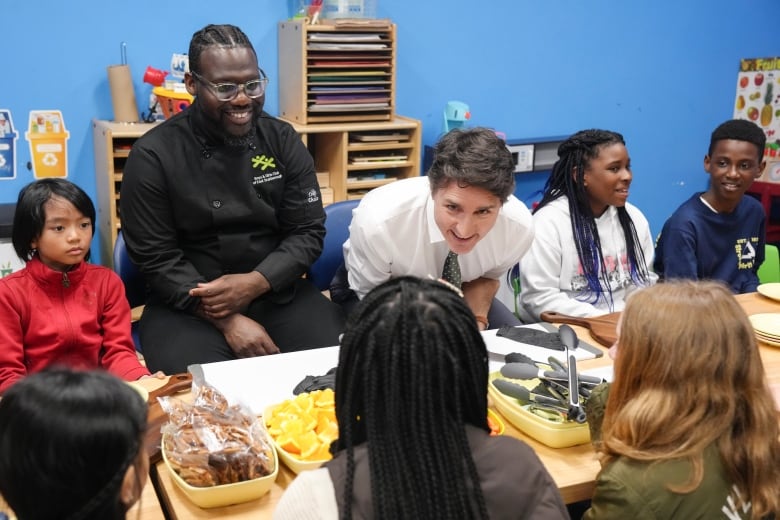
0, 256, 150, 394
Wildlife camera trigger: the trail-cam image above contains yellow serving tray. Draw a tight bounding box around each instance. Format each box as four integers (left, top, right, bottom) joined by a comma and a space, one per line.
488, 372, 590, 449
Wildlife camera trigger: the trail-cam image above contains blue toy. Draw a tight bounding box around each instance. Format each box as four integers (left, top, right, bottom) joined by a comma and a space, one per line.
443, 101, 470, 133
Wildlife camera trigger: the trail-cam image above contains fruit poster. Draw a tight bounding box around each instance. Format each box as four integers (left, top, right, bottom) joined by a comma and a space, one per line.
733, 57, 780, 182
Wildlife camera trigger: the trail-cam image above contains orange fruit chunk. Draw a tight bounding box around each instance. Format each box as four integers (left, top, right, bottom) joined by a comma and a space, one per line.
315, 410, 335, 434
276, 434, 300, 455
298, 411, 317, 431
296, 431, 320, 460
314, 390, 335, 407
317, 420, 339, 444
311, 443, 332, 461
293, 393, 314, 413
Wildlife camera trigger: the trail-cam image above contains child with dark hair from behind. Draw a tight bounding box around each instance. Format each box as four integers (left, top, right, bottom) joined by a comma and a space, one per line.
654, 119, 767, 293
0, 178, 160, 395
0, 367, 150, 519
274, 276, 568, 520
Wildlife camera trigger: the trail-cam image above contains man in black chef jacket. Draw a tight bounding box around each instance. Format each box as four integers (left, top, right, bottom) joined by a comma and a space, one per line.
121, 24, 344, 373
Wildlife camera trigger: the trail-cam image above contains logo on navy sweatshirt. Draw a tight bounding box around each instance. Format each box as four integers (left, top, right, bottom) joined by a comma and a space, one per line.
735, 237, 758, 269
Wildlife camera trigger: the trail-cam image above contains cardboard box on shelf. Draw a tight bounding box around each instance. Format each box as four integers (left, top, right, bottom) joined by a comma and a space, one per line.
316, 171, 331, 188
321, 187, 334, 206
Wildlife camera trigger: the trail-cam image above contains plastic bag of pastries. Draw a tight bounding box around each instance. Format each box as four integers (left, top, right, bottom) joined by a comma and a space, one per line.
159, 382, 275, 487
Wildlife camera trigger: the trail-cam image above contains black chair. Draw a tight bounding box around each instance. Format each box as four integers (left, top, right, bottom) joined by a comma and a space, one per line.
307, 200, 360, 291
112, 231, 145, 352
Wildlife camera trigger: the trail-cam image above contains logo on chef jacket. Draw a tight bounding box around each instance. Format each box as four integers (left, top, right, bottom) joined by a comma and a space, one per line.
251, 154, 282, 185
307, 189, 319, 203
251, 154, 276, 170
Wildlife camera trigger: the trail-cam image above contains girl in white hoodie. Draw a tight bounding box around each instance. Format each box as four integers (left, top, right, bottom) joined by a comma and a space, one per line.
519, 129, 656, 320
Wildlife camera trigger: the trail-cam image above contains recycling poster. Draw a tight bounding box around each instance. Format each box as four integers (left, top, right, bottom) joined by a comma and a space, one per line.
733, 57, 780, 182
25, 110, 69, 178
0, 108, 70, 181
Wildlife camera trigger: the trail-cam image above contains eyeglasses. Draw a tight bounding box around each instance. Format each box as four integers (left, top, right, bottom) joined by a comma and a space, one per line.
191, 69, 269, 101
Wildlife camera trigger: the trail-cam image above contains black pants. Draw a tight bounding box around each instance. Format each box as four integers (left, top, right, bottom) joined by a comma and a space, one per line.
139, 278, 345, 374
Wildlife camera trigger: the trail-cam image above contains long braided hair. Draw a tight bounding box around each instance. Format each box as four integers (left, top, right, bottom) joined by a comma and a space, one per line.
333, 277, 490, 520
535, 129, 650, 307
188, 24, 256, 75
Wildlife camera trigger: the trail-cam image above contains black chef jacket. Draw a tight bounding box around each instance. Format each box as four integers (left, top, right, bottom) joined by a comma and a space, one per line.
120, 103, 326, 313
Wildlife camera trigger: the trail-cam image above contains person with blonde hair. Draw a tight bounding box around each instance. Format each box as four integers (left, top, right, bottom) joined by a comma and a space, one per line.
583, 280, 780, 519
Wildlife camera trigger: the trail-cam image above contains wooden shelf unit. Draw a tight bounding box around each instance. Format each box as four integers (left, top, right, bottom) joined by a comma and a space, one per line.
282, 116, 422, 202
92, 119, 159, 268
278, 19, 396, 124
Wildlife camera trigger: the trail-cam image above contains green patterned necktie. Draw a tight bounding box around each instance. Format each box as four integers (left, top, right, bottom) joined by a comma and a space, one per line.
442, 250, 462, 289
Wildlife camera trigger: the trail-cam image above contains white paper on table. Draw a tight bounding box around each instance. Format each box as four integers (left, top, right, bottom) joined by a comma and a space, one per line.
191, 346, 340, 416
194, 325, 603, 414
483, 324, 598, 373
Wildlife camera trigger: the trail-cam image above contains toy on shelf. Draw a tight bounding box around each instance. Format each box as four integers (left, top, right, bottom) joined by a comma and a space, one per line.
443, 100, 470, 133
142, 54, 194, 122
152, 87, 193, 120
143, 66, 168, 87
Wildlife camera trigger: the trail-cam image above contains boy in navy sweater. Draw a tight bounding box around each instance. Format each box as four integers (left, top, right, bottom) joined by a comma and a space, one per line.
654, 119, 766, 293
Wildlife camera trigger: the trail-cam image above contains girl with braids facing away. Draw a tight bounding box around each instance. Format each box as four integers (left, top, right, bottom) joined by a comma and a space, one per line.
0, 367, 150, 520
583, 281, 780, 519
518, 129, 656, 321
274, 277, 568, 520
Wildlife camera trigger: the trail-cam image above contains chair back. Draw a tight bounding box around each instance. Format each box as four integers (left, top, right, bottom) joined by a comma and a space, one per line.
112, 230, 146, 309
308, 200, 360, 290
758, 243, 780, 284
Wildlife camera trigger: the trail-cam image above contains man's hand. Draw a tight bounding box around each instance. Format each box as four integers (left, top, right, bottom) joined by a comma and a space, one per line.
462, 277, 500, 331
212, 313, 280, 357
189, 272, 271, 319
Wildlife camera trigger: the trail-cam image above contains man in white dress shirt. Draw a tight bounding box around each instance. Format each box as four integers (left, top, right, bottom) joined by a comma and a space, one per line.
341, 127, 535, 330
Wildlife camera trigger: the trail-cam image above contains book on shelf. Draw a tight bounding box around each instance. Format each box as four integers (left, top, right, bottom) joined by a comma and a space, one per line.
309, 103, 390, 112
310, 61, 391, 68
347, 174, 398, 183
310, 86, 388, 92
308, 33, 384, 42
308, 43, 388, 51
309, 71, 387, 77
350, 132, 410, 143
350, 155, 408, 163
319, 19, 393, 30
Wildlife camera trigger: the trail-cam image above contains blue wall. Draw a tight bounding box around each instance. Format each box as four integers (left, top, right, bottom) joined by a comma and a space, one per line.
2, 1, 775, 264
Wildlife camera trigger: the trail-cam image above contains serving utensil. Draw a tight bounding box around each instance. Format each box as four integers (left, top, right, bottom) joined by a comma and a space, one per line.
540, 310, 620, 347
559, 325, 587, 423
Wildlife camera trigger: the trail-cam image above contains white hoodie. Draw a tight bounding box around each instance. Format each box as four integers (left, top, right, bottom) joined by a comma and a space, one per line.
519, 196, 657, 321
